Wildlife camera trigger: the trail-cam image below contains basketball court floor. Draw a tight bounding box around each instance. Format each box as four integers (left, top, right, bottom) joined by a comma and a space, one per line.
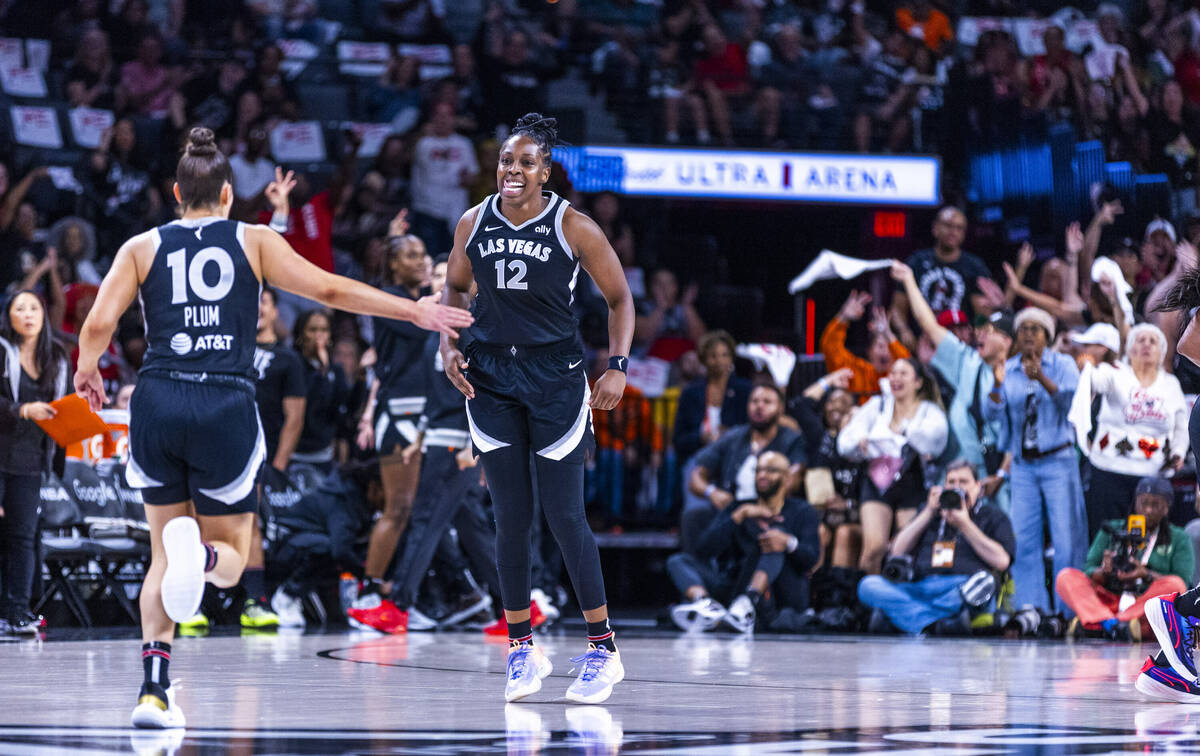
1, 627, 1198, 754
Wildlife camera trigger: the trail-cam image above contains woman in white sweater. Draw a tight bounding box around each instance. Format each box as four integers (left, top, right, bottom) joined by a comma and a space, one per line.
1077, 323, 1188, 538
837, 357, 949, 574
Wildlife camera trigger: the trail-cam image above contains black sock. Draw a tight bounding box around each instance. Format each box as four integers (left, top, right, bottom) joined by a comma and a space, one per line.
1174, 587, 1200, 618
242, 567, 267, 604
508, 617, 533, 647
359, 578, 382, 598
586, 618, 617, 653
142, 641, 171, 690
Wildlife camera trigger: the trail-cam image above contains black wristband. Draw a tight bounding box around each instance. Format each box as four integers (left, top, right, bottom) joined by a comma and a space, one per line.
608, 355, 628, 374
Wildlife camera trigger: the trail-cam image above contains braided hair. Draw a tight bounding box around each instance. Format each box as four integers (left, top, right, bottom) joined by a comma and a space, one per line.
510, 112, 558, 166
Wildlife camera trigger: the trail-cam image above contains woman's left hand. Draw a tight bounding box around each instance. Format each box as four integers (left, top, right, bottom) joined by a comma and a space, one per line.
74, 369, 106, 412
590, 370, 626, 411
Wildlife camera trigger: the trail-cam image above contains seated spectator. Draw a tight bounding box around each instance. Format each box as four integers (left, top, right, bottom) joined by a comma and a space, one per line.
1055, 476, 1193, 640
106, 0, 155, 63
674, 330, 752, 470
649, 38, 707, 145
242, 44, 300, 121
755, 24, 807, 147
87, 119, 162, 255
837, 357, 948, 574
64, 28, 117, 109
984, 307, 1086, 615
685, 384, 806, 554
229, 121, 276, 214
177, 58, 248, 148
858, 460, 1015, 635
409, 102, 479, 256
589, 192, 637, 292
479, 28, 561, 132
690, 24, 751, 146
368, 54, 423, 130
1075, 323, 1188, 539
821, 290, 909, 400
47, 216, 101, 286
854, 29, 915, 153
634, 268, 706, 359
116, 32, 179, 119
668, 450, 820, 633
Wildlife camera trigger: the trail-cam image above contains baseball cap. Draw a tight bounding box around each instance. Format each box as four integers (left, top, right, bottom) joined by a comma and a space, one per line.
937, 310, 969, 327
1135, 476, 1174, 502
1069, 322, 1121, 354
979, 310, 1015, 338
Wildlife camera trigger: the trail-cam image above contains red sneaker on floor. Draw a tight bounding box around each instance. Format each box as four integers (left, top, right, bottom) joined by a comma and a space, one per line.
482, 601, 546, 636
348, 597, 408, 633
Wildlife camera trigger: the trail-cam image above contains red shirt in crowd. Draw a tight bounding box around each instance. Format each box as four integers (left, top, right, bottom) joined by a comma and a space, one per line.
1176, 51, 1200, 105
258, 190, 334, 272
694, 43, 749, 94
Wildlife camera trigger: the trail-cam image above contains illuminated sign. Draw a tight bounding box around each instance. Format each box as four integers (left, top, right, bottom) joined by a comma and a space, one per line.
554, 146, 940, 206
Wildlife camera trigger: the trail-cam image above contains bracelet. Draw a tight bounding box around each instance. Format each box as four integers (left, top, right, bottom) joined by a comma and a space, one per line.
608, 355, 628, 374
704, 483, 716, 500
269, 211, 288, 232
18, 404, 26, 420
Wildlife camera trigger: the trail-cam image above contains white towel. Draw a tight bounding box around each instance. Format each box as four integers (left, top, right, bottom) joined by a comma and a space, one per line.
1068, 360, 1094, 453
1092, 256, 1134, 326
736, 343, 797, 388
788, 250, 894, 294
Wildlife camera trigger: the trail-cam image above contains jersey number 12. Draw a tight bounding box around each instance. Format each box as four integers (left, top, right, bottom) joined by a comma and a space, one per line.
494, 259, 528, 291
167, 248, 236, 304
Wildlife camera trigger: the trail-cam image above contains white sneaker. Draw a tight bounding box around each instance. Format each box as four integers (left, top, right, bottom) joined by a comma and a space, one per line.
504, 643, 553, 703
129, 728, 184, 756
131, 684, 186, 729
531, 588, 560, 625
566, 705, 624, 749
407, 606, 438, 631
565, 645, 624, 704
671, 596, 727, 632
723, 594, 756, 634
270, 587, 306, 629
504, 703, 549, 752
160, 518, 207, 624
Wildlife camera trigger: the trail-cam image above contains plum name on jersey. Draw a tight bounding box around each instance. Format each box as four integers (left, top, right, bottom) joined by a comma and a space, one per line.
184, 305, 220, 328
476, 237, 551, 262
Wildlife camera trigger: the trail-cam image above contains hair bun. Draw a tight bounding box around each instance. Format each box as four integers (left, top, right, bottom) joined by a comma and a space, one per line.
185, 126, 218, 157
514, 112, 558, 145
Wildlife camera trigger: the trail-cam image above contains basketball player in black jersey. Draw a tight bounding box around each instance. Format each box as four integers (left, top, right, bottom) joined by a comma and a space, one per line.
441, 113, 635, 704
73, 127, 473, 729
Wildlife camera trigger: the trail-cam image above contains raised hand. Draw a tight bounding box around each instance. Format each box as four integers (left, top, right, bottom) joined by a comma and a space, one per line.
825, 367, 853, 390
977, 276, 1006, 311
265, 167, 297, 213
389, 208, 410, 238
1097, 199, 1123, 226
890, 260, 915, 287
1065, 222, 1084, 258
840, 290, 872, 321
1017, 241, 1035, 272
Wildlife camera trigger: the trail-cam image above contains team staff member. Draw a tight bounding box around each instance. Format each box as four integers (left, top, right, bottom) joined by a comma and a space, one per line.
441, 113, 635, 704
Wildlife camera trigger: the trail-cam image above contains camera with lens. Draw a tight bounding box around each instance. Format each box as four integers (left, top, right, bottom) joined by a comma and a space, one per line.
1100, 514, 1148, 593
882, 554, 915, 583
939, 488, 968, 510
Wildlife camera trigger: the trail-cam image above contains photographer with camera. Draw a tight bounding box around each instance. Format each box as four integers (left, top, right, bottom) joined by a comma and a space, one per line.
1054, 477, 1193, 640
857, 460, 1015, 635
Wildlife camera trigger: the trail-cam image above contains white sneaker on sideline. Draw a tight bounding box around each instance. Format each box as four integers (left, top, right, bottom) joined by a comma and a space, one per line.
723, 594, 756, 634
270, 587, 305, 628
131, 684, 186, 729
160, 518, 206, 624
531, 588, 560, 625
408, 606, 438, 631
671, 596, 727, 632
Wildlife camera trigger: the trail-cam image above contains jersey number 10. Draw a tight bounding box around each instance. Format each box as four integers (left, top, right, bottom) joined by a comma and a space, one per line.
167, 248, 236, 304
494, 259, 528, 291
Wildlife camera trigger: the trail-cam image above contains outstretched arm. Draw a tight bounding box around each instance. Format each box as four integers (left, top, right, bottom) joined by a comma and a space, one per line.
440, 208, 481, 400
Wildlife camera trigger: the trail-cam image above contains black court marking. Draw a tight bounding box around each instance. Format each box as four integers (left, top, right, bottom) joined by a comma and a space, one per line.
314, 643, 1133, 701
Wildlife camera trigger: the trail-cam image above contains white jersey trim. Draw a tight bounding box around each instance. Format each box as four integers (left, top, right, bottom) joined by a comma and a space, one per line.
466, 400, 510, 453
125, 452, 165, 489
537, 379, 592, 461
490, 191, 559, 232
198, 413, 265, 504
553, 199, 574, 261
463, 199, 489, 250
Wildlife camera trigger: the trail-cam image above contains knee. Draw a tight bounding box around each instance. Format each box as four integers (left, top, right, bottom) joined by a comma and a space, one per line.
857, 575, 888, 605
1157, 575, 1188, 595
1053, 567, 1087, 595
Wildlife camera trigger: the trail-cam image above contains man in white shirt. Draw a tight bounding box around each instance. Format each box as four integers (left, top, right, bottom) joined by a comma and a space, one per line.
229, 122, 277, 208
409, 101, 478, 254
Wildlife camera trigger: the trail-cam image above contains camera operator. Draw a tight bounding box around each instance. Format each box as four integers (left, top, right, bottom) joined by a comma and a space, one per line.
1054, 476, 1193, 640
858, 460, 1015, 635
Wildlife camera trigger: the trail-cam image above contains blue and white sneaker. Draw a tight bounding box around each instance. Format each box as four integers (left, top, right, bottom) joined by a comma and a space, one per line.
1146, 594, 1198, 682
565, 645, 624, 704
504, 643, 552, 703
1136, 654, 1200, 702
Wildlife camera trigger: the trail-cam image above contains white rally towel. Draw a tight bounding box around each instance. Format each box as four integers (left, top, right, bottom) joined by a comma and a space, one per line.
736, 343, 797, 388
1091, 256, 1134, 326
1067, 360, 1095, 452
788, 250, 894, 294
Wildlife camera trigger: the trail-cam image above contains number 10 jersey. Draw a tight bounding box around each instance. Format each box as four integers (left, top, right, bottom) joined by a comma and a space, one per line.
139, 217, 261, 378
464, 192, 581, 347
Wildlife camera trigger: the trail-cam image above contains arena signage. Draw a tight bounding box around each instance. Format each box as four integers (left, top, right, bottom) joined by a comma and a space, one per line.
554, 146, 940, 206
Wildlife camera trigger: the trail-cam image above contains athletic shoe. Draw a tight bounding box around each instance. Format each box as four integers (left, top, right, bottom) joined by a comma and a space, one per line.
504, 703, 549, 752
407, 606, 438, 631
670, 597, 727, 632
270, 588, 305, 629
160, 517, 207, 624
441, 590, 493, 628
129, 728, 184, 756
347, 594, 407, 633
566, 705, 624, 749
130, 682, 186, 729
504, 643, 553, 702
6, 611, 43, 636
723, 594, 756, 634
1145, 594, 1198, 680
531, 588, 560, 625
240, 598, 280, 630
565, 645, 624, 704
1136, 655, 1200, 702
483, 601, 547, 637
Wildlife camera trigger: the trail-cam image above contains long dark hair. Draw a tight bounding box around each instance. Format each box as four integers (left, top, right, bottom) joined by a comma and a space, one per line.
292, 309, 331, 362
892, 356, 944, 409
1, 290, 65, 394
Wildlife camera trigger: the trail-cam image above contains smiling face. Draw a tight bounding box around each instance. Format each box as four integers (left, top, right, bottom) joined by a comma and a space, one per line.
496, 135, 550, 204
389, 237, 428, 288
8, 292, 44, 343
823, 388, 854, 430
888, 359, 922, 402
754, 451, 790, 499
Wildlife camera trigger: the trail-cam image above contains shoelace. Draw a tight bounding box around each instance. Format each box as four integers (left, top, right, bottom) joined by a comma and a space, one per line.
570, 647, 610, 683
508, 647, 531, 680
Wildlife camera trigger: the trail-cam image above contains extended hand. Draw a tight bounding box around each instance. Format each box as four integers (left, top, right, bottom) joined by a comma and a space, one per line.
590, 370, 626, 411
440, 346, 474, 399
74, 370, 106, 412
414, 295, 474, 338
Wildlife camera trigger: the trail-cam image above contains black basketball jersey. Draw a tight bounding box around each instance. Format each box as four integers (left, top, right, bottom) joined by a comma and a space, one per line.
373, 284, 429, 399
139, 218, 260, 378
464, 192, 580, 346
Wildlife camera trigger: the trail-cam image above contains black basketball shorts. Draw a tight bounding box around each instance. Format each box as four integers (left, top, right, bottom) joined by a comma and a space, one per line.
373, 395, 426, 455
463, 339, 594, 464
126, 371, 264, 515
